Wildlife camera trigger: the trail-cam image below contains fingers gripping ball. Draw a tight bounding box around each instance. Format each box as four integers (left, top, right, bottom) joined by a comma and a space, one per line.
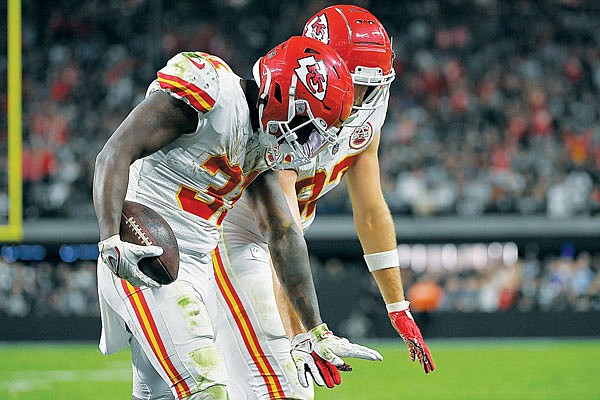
120, 200, 180, 284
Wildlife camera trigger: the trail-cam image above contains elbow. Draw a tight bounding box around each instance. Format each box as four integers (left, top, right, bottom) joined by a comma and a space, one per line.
95, 138, 121, 168
95, 140, 133, 171
95, 146, 110, 171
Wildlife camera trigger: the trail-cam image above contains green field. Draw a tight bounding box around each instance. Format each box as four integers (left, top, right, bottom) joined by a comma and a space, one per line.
1, 339, 599, 399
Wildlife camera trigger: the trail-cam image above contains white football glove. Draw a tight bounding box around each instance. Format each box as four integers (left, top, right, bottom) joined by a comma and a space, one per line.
98, 234, 163, 288
309, 323, 383, 368
291, 333, 341, 388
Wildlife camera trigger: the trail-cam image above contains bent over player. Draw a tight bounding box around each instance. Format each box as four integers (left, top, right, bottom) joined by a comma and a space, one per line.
211, 5, 435, 399
93, 36, 382, 400
290, 2, 435, 374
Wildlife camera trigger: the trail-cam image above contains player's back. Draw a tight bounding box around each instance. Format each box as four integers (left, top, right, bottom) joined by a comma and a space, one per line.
126, 52, 268, 255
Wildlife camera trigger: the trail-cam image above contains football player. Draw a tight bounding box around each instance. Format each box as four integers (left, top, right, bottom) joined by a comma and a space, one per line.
94, 36, 382, 400
211, 5, 435, 400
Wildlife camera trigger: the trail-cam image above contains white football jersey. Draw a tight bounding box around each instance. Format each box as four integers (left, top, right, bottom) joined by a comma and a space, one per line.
126, 52, 269, 257
294, 98, 388, 229
224, 95, 389, 235
214, 81, 390, 400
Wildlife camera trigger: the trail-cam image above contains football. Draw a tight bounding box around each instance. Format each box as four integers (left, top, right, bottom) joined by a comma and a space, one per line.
120, 200, 179, 284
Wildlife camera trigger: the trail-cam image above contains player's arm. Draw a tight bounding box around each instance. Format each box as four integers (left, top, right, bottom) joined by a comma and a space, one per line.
93, 91, 198, 287
272, 169, 307, 337
94, 91, 197, 239
346, 132, 435, 373
275, 169, 348, 388
247, 170, 322, 330
247, 170, 383, 369
346, 132, 403, 302
276, 170, 344, 388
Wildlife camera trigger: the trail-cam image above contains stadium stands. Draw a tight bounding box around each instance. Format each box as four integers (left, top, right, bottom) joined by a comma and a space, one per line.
1, 0, 600, 336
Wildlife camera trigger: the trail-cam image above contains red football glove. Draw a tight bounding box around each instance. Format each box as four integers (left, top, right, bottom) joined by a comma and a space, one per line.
387, 300, 435, 373
312, 352, 342, 388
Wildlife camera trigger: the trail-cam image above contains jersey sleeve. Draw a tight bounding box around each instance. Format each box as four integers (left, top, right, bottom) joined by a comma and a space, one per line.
146, 52, 221, 114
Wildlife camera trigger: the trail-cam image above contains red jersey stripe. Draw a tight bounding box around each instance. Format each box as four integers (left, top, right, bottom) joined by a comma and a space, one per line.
212, 247, 287, 398
157, 72, 215, 113
120, 281, 192, 398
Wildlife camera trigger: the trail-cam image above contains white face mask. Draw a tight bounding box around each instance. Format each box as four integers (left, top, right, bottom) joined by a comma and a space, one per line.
254, 59, 343, 169
261, 124, 338, 169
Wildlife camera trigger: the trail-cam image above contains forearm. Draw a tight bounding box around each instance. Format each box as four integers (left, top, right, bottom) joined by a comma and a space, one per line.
371, 268, 405, 304
250, 171, 323, 330
272, 168, 309, 337
268, 224, 322, 330
93, 148, 131, 240
355, 207, 406, 304
271, 262, 306, 338
354, 204, 396, 252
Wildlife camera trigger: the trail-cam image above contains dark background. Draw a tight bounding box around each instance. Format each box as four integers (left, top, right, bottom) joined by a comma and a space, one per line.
1, 0, 600, 340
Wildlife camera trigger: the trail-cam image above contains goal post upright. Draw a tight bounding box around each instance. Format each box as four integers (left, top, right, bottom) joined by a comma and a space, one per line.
0, 0, 23, 242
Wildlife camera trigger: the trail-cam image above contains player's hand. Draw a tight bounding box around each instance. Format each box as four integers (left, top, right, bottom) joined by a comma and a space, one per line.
308, 323, 383, 369
291, 333, 341, 388
387, 300, 435, 373
98, 234, 162, 288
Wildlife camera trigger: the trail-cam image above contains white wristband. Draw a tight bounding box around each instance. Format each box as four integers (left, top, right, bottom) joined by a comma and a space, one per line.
363, 249, 399, 272
386, 300, 410, 313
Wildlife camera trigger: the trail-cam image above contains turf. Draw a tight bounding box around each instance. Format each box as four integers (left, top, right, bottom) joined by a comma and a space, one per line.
0, 339, 598, 399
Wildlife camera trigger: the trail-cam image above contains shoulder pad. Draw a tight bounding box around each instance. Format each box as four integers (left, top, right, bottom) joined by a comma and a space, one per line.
154, 52, 222, 114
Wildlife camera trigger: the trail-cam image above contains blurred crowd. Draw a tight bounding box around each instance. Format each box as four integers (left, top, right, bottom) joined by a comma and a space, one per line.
315, 248, 600, 337
403, 249, 600, 313
0, 0, 599, 220
2, 248, 600, 323
0, 259, 98, 317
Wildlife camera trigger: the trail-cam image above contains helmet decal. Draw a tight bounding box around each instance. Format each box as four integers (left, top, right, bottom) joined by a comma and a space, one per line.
255, 36, 353, 169
295, 56, 328, 101
304, 14, 330, 44
302, 6, 395, 112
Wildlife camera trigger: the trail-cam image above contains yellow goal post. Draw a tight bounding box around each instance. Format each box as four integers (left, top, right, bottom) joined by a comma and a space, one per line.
0, 0, 23, 242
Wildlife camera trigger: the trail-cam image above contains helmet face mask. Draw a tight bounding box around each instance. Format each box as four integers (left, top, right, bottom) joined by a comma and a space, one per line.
303, 5, 395, 117
253, 36, 353, 169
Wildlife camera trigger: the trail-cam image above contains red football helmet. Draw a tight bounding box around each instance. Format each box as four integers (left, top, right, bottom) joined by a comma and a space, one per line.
253, 36, 353, 169
303, 5, 395, 114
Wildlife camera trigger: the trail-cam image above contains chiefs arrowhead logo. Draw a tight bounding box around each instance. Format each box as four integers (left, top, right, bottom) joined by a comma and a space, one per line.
295, 56, 328, 101
304, 14, 329, 44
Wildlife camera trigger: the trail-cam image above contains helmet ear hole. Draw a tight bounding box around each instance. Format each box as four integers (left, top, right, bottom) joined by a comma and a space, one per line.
273, 83, 283, 103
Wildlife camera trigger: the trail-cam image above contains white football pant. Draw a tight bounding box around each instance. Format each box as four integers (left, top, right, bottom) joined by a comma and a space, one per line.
207, 227, 314, 400
97, 252, 229, 399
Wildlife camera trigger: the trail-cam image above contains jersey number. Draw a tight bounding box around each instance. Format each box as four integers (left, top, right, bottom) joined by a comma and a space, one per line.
295, 155, 357, 220
176, 155, 258, 225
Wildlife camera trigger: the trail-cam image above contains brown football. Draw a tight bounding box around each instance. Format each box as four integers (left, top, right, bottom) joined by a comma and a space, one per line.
120, 200, 179, 285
